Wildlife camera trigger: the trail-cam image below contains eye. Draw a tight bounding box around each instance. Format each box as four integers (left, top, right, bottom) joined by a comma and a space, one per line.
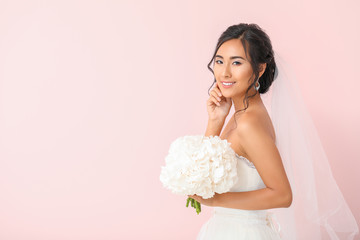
214, 60, 241, 65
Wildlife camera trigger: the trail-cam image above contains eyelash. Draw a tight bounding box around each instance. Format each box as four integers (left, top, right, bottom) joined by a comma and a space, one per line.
215, 60, 241, 65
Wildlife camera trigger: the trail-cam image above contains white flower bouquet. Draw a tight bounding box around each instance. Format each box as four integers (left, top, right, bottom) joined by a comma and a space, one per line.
159, 135, 238, 214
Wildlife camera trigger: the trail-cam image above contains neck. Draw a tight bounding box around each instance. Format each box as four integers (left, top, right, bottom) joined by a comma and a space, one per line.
233, 90, 262, 112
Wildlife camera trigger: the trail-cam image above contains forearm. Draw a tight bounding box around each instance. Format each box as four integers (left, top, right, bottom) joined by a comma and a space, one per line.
215, 187, 291, 210
205, 119, 225, 137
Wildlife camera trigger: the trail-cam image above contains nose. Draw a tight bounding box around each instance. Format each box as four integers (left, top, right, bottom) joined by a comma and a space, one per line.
221, 64, 232, 78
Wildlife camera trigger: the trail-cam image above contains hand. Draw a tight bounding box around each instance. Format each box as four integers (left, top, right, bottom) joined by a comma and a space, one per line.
187, 193, 219, 207
207, 82, 232, 120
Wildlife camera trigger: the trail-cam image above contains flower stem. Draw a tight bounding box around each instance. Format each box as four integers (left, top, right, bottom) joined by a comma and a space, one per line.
195, 200, 199, 214
185, 197, 202, 214
186, 197, 191, 207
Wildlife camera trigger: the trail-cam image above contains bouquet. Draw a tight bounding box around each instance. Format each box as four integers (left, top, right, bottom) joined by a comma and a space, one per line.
159, 135, 238, 214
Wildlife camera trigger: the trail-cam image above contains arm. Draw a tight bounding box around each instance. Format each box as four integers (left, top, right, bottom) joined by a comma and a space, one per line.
215, 116, 292, 210
205, 118, 225, 137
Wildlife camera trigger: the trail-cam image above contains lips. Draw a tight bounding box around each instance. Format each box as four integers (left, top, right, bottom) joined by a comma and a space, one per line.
221, 81, 236, 88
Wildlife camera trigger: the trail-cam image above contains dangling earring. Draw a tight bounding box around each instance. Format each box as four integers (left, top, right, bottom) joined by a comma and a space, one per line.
254, 79, 260, 91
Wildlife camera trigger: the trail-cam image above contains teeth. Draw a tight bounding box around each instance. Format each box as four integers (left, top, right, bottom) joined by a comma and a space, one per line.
223, 82, 235, 86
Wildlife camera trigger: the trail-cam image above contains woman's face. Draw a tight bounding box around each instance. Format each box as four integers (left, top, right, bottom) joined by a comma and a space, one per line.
213, 39, 262, 97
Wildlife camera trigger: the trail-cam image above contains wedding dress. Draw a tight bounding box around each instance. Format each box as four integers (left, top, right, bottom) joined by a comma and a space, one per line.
195, 51, 359, 239
196, 153, 282, 240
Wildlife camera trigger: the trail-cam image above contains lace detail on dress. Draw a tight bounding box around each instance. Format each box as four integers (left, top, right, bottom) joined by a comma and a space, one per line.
235, 153, 256, 169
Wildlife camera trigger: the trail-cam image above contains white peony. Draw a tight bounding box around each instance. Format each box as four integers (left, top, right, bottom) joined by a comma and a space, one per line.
159, 135, 238, 200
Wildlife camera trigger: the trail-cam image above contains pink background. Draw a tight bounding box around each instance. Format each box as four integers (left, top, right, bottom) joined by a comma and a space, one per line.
0, 1, 359, 239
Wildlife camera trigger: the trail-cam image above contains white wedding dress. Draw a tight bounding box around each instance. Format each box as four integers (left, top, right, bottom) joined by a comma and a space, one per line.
196, 153, 283, 240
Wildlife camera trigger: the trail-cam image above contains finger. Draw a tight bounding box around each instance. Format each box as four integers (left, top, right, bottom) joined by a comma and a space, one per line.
206, 96, 216, 107
191, 195, 198, 201
211, 87, 222, 99
210, 90, 221, 102
211, 96, 220, 107
212, 82, 223, 97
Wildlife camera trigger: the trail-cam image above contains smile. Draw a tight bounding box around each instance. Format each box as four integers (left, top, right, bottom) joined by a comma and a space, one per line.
221, 81, 236, 88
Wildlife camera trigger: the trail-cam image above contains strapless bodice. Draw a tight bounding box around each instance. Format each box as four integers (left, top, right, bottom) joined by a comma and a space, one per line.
228, 154, 266, 192
211, 154, 280, 237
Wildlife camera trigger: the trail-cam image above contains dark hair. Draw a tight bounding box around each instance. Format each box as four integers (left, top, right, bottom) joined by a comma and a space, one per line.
207, 23, 276, 126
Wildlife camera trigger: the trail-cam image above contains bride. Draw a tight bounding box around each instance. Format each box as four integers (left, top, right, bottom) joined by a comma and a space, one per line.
188, 23, 359, 239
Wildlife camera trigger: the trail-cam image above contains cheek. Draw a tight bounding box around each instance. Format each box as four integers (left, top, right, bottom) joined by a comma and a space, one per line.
234, 67, 251, 77
213, 68, 220, 78
235, 71, 254, 85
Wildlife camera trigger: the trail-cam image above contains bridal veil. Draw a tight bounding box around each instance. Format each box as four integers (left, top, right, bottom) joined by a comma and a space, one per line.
261, 51, 359, 239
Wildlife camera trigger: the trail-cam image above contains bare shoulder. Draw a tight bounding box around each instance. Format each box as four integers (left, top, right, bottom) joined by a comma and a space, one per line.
235, 111, 268, 139
235, 108, 276, 143
234, 110, 276, 159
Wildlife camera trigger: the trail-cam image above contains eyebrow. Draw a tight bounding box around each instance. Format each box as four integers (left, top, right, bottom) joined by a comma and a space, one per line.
215, 55, 245, 60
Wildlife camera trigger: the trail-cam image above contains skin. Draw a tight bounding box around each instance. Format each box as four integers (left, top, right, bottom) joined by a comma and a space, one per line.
188, 39, 293, 210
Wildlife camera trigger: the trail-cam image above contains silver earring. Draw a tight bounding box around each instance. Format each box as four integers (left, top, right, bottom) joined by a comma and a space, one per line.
255, 79, 260, 91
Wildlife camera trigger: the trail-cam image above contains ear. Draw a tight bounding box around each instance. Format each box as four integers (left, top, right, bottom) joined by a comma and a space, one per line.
259, 63, 267, 78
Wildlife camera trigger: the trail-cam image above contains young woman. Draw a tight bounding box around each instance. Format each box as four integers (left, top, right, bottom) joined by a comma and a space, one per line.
188, 23, 359, 239
188, 23, 290, 240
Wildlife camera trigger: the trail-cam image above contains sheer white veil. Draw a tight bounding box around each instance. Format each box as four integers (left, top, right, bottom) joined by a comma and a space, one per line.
261, 51, 359, 239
